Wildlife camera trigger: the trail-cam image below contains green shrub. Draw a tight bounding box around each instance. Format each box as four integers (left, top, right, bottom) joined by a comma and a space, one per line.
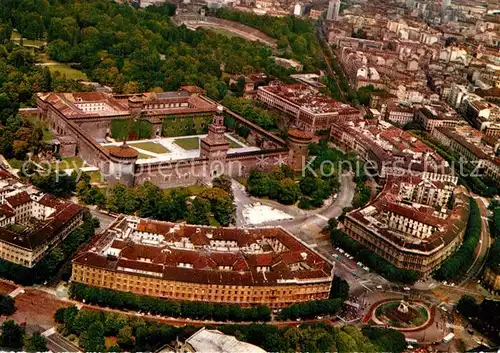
70, 283, 271, 322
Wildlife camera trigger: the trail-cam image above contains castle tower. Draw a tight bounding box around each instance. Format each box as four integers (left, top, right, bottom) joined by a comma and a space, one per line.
287, 129, 314, 172
200, 106, 230, 161
327, 0, 341, 21
128, 95, 144, 120
107, 142, 138, 187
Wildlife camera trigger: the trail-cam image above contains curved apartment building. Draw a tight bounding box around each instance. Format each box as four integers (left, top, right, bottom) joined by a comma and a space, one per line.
71, 216, 334, 308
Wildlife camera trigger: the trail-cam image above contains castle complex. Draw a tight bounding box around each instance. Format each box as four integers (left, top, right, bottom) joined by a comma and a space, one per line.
71, 216, 334, 308
36, 89, 299, 188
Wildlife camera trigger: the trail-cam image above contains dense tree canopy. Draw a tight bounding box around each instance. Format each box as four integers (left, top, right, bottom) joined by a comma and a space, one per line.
24, 332, 48, 353
247, 165, 337, 208
222, 96, 279, 131
78, 177, 235, 226
329, 275, 350, 301
434, 198, 481, 280
361, 326, 407, 353
456, 296, 500, 342
277, 299, 342, 321
55, 305, 406, 353
0, 294, 15, 316
215, 8, 325, 73
0, 320, 25, 350
0, 1, 321, 97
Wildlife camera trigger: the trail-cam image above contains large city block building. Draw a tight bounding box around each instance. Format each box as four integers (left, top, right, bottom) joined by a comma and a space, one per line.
343, 175, 469, 276
414, 103, 462, 131
71, 216, 334, 308
256, 82, 360, 132
329, 119, 455, 180
0, 168, 84, 268
432, 126, 500, 182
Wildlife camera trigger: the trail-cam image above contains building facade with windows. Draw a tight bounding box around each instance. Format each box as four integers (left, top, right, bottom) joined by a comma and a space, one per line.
0, 168, 85, 268
71, 216, 334, 308
432, 126, 500, 183
343, 176, 469, 276
414, 104, 462, 131
329, 119, 454, 180
256, 82, 360, 132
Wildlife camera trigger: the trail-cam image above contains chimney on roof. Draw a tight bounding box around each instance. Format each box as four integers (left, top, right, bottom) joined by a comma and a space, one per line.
300, 252, 307, 260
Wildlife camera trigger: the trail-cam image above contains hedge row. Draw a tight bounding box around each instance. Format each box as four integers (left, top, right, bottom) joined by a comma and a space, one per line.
70, 283, 271, 322
70, 282, 345, 322
277, 298, 342, 321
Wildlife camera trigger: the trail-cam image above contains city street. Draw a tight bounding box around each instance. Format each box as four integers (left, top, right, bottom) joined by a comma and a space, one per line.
89, 208, 117, 233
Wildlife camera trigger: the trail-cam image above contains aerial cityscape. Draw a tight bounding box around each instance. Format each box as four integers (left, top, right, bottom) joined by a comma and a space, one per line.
0, 0, 498, 352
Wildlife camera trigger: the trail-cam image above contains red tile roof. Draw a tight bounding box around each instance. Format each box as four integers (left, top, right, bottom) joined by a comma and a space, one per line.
6, 192, 32, 208
108, 144, 139, 159
73, 218, 333, 286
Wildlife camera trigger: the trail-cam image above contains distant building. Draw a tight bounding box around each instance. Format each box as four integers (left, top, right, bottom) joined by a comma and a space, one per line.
326, 0, 341, 21
294, 3, 304, 16
228, 73, 267, 97
442, 0, 451, 12
432, 126, 500, 182
0, 168, 84, 268
256, 82, 360, 132
386, 104, 415, 126
139, 0, 167, 8
483, 265, 500, 294
271, 57, 303, 72
330, 119, 453, 179
414, 103, 462, 131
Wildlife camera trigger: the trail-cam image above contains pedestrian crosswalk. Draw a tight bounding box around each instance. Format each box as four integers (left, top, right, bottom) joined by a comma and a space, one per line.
8, 287, 24, 298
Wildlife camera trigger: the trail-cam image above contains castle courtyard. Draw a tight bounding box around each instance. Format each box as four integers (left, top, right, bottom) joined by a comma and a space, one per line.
100, 133, 261, 164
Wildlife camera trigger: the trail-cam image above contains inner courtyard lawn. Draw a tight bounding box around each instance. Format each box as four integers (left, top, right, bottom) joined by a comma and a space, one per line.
173, 137, 200, 150
128, 141, 170, 154
174, 136, 243, 150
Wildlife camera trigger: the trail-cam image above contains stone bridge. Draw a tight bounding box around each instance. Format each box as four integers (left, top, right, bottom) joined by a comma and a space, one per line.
173, 15, 277, 47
